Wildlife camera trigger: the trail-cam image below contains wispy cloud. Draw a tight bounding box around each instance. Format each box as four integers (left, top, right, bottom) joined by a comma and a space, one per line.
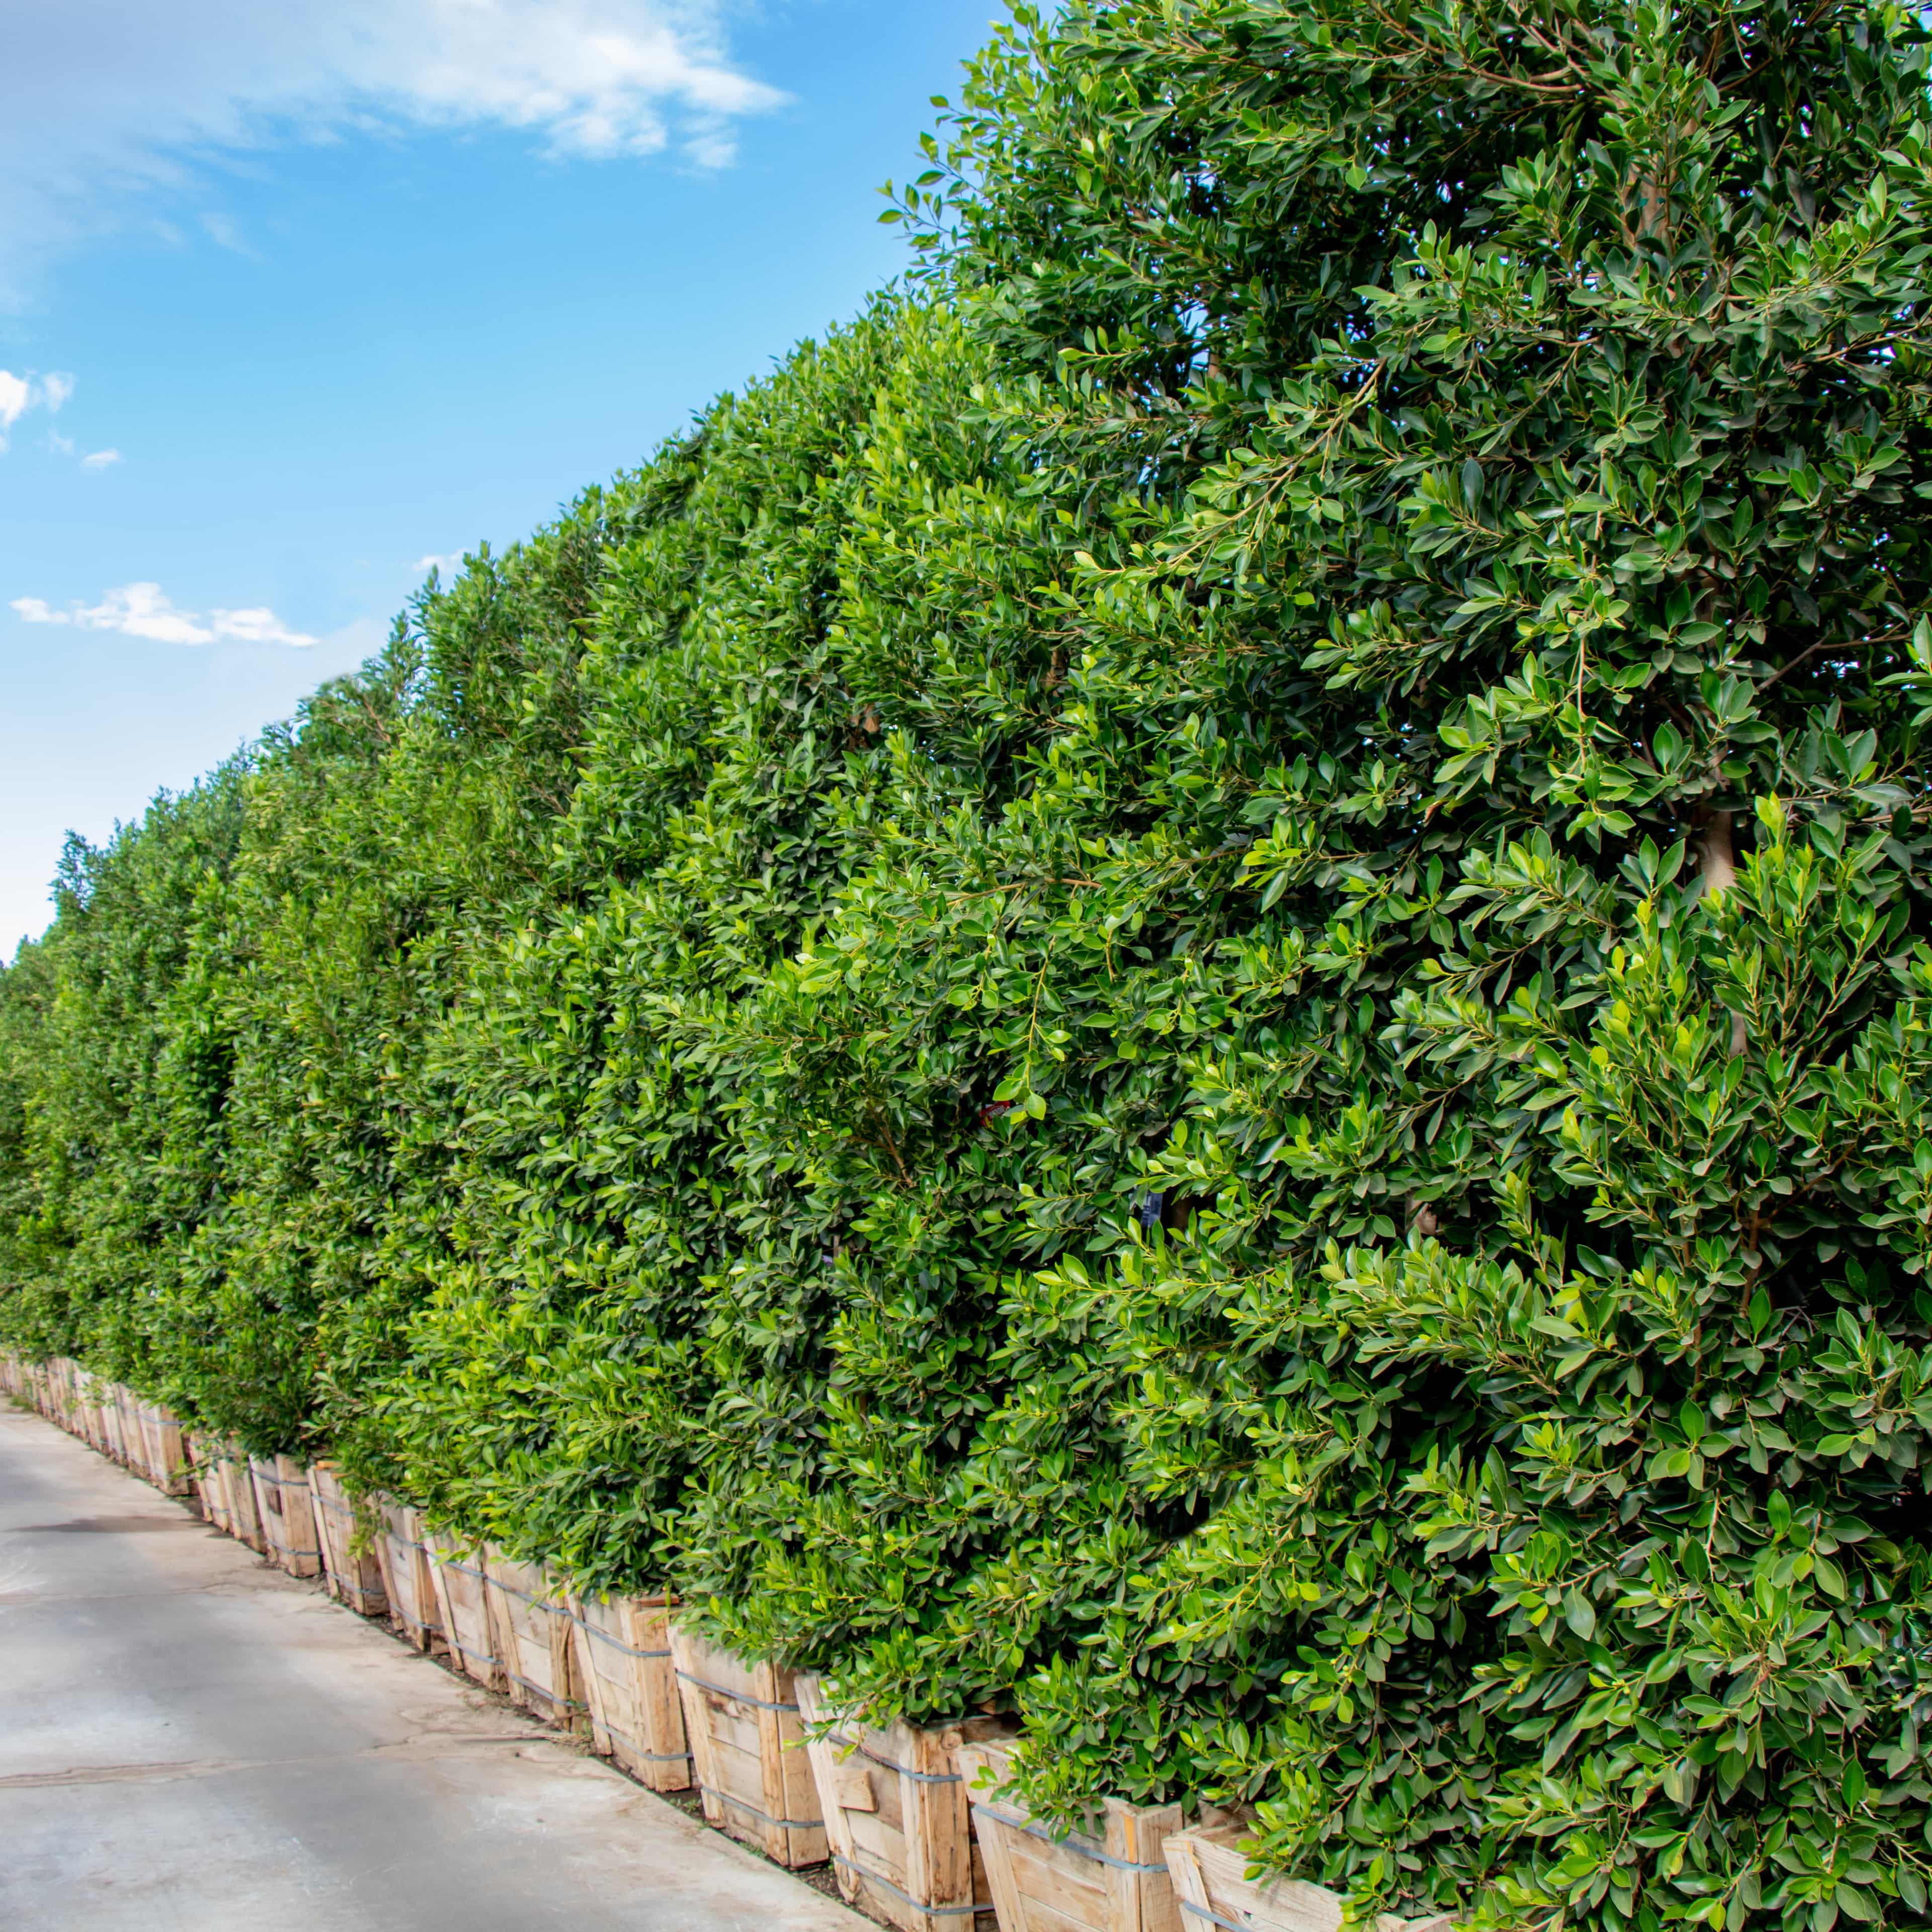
411, 551, 463, 575
80, 447, 121, 469
198, 211, 263, 262
0, 367, 74, 446
1, 3, 786, 297
11, 582, 315, 646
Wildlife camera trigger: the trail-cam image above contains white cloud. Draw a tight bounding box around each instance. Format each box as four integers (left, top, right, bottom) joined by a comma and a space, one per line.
80, 447, 121, 468
198, 212, 262, 261
11, 581, 316, 646
0, 3, 785, 296
206, 604, 314, 646
0, 367, 76, 449
411, 551, 463, 574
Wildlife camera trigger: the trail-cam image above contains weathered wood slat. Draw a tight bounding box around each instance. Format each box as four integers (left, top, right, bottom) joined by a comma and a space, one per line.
798, 1674, 1015, 1932
192, 1439, 232, 1536
425, 1534, 506, 1691
482, 1549, 584, 1730
671, 1621, 827, 1868
568, 1591, 692, 1791
956, 1739, 1183, 1932
248, 1455, 322, 1578
308, 1461, 389, 1617
136, 1401, 193, 1496
1160, 1824, 1457, 1932
221, 1449, 266, 1553
373, 1500, 444, 1653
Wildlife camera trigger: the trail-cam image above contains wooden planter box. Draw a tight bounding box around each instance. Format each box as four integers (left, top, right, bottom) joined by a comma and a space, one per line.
671, 1621, 827, 1868
1162, 1824, 1457, 1932
373, 1501, 444, 1653
218, 1449, 266, 1553
309, 1462, 389, 1616
75, 1376, 109, 1455
568, 1591, 690, 1791
956, 1739, 1182, 1932
95, 1384, 121, 1459
192, 1442, 232, 1535
137, 1402, 193, 1496
249, 1456, 323, 1578
426, 1534, 506, 1691
797, 1675, 1015, 1932
48, 1358, 74, 1430
114, 1387, 143, 1466
482, 1549, 584, 1730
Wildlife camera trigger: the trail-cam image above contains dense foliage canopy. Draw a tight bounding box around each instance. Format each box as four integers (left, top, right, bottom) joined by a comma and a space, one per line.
6, 4, 1930, 1927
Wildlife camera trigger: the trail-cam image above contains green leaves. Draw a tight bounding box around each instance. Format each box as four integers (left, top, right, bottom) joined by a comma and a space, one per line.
7, 4, 1932, 1929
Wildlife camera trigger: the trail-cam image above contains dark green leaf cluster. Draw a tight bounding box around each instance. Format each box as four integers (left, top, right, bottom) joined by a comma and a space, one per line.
6, 4, 1932, 1927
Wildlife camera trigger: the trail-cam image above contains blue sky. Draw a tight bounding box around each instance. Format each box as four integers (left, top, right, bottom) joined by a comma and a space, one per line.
0, 0, 1001, 950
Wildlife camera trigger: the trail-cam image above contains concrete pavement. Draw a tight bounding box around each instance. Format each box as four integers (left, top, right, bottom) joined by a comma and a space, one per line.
0, 1399, 867, 1932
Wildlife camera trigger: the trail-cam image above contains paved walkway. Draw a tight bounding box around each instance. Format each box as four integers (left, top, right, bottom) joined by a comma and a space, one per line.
0, 1400, 866, 1932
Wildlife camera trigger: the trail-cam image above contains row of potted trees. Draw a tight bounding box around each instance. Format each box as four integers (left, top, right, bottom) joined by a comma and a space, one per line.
4, 1352, 1450, 1932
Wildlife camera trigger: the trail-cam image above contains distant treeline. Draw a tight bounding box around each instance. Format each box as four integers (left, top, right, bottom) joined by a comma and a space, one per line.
7, 2, 1932, 1922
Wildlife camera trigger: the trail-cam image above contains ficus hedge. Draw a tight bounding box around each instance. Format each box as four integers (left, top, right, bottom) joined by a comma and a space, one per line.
5, 3, 1931, 1928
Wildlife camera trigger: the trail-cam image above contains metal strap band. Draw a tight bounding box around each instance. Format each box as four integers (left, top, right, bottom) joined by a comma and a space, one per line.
705, 1787, 823, 1832
830, 1853, 984, 1918
380, 1565, 440, 1631
969, 1800, 1169, 1874
824, 1730, 962, 1786
579, 1618, 672, 1661
488, 1571, 535, 1603
596, 1717, 694, 1764
506, 1669, 585, 1712
1180, 1903, 1251, 1932
260, 1526, 323, 1560
675, 1669, 798, 1714
447, 1635, 501, 1668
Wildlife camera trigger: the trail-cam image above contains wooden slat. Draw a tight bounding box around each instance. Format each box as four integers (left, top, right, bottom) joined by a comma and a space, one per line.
798, 1677, 1014, 1932
568, 1593, 691, 1791
1159, 1825, 1458, 1932
670, 1622, 826, 1868
425, 1534, 505, 1691
374, 1500, 443, 1652
475, 1551, 584, 1727
248, 1456, 321, 1578
958, 1740, 1181, 1932
309, 1463, 388, 1616
222, 1451, 266, 1553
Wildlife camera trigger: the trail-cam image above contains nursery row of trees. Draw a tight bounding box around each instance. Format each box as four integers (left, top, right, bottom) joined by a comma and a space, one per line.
6, 2, 1932, 1926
